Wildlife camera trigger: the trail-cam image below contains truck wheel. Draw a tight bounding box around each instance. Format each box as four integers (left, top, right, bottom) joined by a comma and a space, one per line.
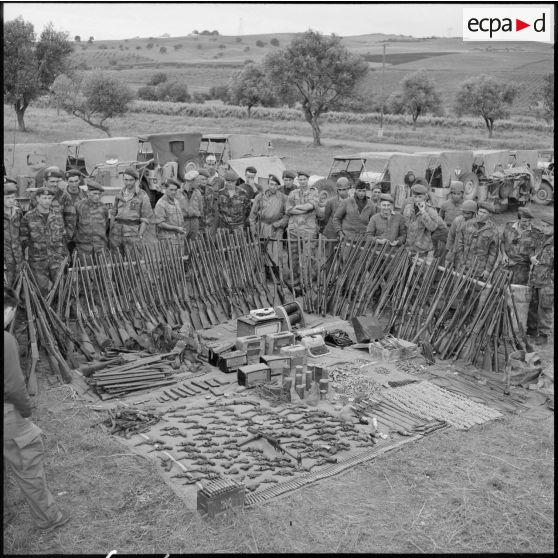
461, 172, 479, 200
532, 181, 553, 205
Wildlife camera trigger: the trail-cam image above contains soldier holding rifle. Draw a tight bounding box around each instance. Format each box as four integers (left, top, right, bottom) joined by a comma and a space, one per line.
154, 178, 186, 244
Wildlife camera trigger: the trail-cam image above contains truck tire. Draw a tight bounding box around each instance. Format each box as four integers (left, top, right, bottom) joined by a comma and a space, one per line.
461, 172, 479, 200
532, 181, 553, 205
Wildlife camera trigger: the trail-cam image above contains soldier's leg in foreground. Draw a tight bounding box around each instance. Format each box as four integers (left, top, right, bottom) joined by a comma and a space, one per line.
29, 262, 51, 296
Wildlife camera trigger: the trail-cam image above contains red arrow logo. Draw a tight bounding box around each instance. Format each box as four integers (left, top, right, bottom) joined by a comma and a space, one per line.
516, 18, 530, 31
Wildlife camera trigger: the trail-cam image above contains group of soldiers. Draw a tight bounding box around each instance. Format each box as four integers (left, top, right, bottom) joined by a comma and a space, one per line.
3, 154, 554, 345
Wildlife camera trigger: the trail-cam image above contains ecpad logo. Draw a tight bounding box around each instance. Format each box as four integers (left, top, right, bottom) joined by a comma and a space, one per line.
463, 8, 553, 42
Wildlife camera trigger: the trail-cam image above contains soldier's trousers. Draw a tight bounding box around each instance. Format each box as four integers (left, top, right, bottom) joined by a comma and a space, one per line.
527, 285, 554, 337
183, 218, 200, 241
4, 405, 62, 529
506, 262, 530, 286
4, 252, 22, 287
29, 260, 62, 297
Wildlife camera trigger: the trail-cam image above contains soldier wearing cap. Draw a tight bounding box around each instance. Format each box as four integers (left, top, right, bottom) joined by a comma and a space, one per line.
60, 170, 87, 251
455, 201, 498, 279
239, 166, 261, 202
29, 169, 66, 213
176, 171, 203, 241
445, 200, 477, 265
366, 193, 407, 246
153, 178, 186, 245
333, 180, 375, 241
527, 214, 554, 345
217, 170, 251, 231
439, 181, 464, 226
369, 186, 383, 215
204, 154, 224, 189
109, 167, 153, 252
499, 206, 542, 285
73, 181, 110, 263
403, 183, 446, 257
20, 187, 68, 295
4, 182, 24, 287
322, 177, 351, 250
282, 170, 297, 196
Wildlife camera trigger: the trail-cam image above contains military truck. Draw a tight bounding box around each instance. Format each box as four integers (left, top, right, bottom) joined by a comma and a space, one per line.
199, 134, 273, 167
533, 149, 553, 205
226, 156, 286, 192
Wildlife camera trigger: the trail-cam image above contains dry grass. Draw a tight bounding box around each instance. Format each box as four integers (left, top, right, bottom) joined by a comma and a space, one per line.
3, 361, 554, 554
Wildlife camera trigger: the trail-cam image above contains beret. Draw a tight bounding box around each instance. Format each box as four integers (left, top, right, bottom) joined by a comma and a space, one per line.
297, 170, 310, 178
166, 177, 182, 188
540, 214, 554, 226
336, 177, 350, 187
462, 200, 478, 212
36, 187, 53, 196
86, 180, 104, 192
411, 184, 428, 195
268, 174, 281, 185
123, 167, 139, 179
205, 154, 217, 162
283, 170, 296, 179
224, 170, 238, 182
197, 169, 210, 178
517, 207, 533, 219
450, 181, 464, 193
4, 176, 17, 185
44, 169, 64, 179
380, 193, 394, 203
66, 169, 82, 179
184, 170, 199, 181
4, 183, 17, 195
245, 166, 257, 175
354, 180, 369, 190
478, 201, 493, 212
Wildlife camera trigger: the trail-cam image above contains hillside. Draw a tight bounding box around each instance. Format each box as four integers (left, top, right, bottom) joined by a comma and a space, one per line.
72, 33, 553, 115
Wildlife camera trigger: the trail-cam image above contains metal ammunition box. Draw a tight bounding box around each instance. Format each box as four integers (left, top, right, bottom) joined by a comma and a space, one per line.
260, 354, 291, 377
236, 316, 282, 337
237, 363, 271, 387
197, 485, 245, 519
367, 338, 418, 362
208, 342, 237, 366
236, 335, 265, 353
279, 344, 308, 371
218, 350, 248, 373
264, 331, 295, 354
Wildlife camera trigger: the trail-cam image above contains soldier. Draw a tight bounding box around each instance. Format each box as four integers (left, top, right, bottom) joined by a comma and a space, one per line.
282, 170, 297, 197
527, 214, 553, 345
217, 170, 251, 231
197, 168, 220, 235
402, 184, 445, 257
322, 177, 351, 251
369, 186, 383, 216
60, 170, 87, 251
176, 170, 203, 241
499, 206, 541, 285
154, 178, 186, 245
28, 169, 66, 213
204, 154, 224, 190
109, 167, 153, 253
445, 200, 477, 265
20, 187, 68, 295
366, 194, 407, 246
439, 182, 465, 226
455, 201, 499, 279
4, 180, 23, 287
73, 181, 110, 263
333, 180, 375, 241
249, 173, 288, 268
238, 166, 260, 203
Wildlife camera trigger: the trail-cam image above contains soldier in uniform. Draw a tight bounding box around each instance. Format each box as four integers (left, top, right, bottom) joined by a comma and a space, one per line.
445, 200, 477, 265
238, 165, 261, 203
527, 214, 554, 345
60, 170, 87, 252
197, 168, 219, 236
28, 169, 66, 213
369, 186, 383, 216
322, 177, 351, 254
20, 187, 68, 295
176, 170, 203, 241
282, 170, 297, 197
333, 180, 375, 241
73, 181, 110, 263
366, 194, 407, 246
402, 184, 445, 257
4, 180, 24, 287
217, 170, 251, 231
109, 167, 153, 253
249, 173, 288, 268
455, 201, 499, 279
204, 154, 224, 190
499, 206, 541, 285
154, 178, 186, 245
439, 181, 464, 226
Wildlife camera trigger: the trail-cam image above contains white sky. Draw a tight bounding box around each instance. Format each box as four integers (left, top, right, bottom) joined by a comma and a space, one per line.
2, 2, 538, 40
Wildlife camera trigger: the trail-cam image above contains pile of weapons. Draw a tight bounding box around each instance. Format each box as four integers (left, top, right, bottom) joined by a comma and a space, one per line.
291, 236, 528, 371
86, 353, 177, 400
96, 405, 164, 437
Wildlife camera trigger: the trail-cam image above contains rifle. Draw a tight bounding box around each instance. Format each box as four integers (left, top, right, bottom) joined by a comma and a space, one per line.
47, 255, 68, 311
159, 241, 192, 327
386, 251, 419, 332
71, 256, 98, 357
174, 243, 204, 330
153, 242, 184, 326
215, 231, 245, 317
184, 240, 212, 328
186, 239, 219, 325
240, 228, 269, 308
22, 272, 39, 395
227, 230, 259, 309
286, 232, 297, 299
143, 244, 177, 326
237, 426, 301, 465
248, 228, 275, 306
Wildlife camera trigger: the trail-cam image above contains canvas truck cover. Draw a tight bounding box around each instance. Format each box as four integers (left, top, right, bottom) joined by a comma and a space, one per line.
4, 143, 67, 179
228, 157, 286, 189
202, 134, 271, 160
414, 150, 475, 186
511, 150, 539, 171
472, 150, 510, 175
61, 137, 139, 174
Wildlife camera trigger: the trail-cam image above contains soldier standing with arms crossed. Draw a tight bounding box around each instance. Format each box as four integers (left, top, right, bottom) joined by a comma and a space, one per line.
4, 180, 23, 287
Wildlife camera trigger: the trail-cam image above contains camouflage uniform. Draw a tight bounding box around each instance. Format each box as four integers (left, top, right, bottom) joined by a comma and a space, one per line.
455, 217, 499, 276
402, 203, 444, 255
200, 182, 221, 235
445, 214, 467, 263
500, 220, 542, 285
216, 186, 250, 231
73, 197, 110, 264
20, 208, 68, 295
154, 194, 185, 245
109, 187, 153, 252
28, 188, 65, 215
176, 187, 203, 240
60, 190, 87, 249
527, 235, 554, 338
4, 206, 24, 287
439, 199, 464, 227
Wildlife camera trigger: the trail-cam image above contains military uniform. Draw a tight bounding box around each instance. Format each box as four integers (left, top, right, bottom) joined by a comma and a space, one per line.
217, 186, 250, 231
4, 205, 23, 287
455, 217, 499, 276
500, 220, 541, 285
445, 214, 466, 263
74, 197, 110, 263
200, 182, 221, 235
109, 186, 153, 252
527, 234, 554, 339
176, 187, 203, 240
60, 189, 87, 243
440, 199, 464, 227
366, 211, 407, 245
154, 193, 184, 244
20, 207, 68, 295
402, 203, 443, 255
333, 197, 375, 240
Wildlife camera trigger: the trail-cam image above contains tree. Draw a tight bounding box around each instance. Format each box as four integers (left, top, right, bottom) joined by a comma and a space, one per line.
534, 73, 554, 122
157, 81, 191, 102
159, 46, 167, 54
36, 22, 73, 89
255, 40, 267, 47
88, 36, 94, 43
208, 85, 229, 102
50, 72, 133, 137
264, 30, 368, 146
454, 74, 518, 138
270, 38, 280, 47
397, 70, 442, 130
228, 63, 277, 118
74, 35, 81, 42
148, 72, 167, 86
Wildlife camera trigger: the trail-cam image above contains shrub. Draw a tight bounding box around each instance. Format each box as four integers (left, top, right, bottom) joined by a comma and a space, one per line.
270, 38, 280, 47
157, 81, 191, 102
148, 72, 167, 86
243, 46, 250, 52
146, 42, 154, 49
99, 44, 108, 50
136, 45, 142, 50
137, 85, 159, 101
208, 85, 229, 102
235, 37, 242, 43
108, 58, 118, 66
159, 46, 167, 53
174, 43, 183, 50
192, 92, 207, 103
255, 40, 266, 47
218, 44, 226, 49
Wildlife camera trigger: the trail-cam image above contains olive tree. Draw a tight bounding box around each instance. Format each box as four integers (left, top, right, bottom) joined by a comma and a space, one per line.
397, 70, 442, 130
264, 30, 368, 146
228, 62, 277, 118
455, 74, 518, 138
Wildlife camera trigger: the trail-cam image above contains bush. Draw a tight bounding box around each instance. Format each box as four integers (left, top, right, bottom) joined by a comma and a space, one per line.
136, 45, 142, 50
255, 40, 266, 47
208, 85, 229, 102
146, 43, 154, 49
174, 43, 183, 50
218, 44, 226, 49
157, 81, 191, 102
108, 58, 118, 66
148, 72, 167, 86
99, 44, 108, 50
270, 38, 280, 47
137, 85, 159, 101
235, 37, 242, 43
192, 92, 207, 103
243, 46, 250, 52
159, 46, 167, 53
